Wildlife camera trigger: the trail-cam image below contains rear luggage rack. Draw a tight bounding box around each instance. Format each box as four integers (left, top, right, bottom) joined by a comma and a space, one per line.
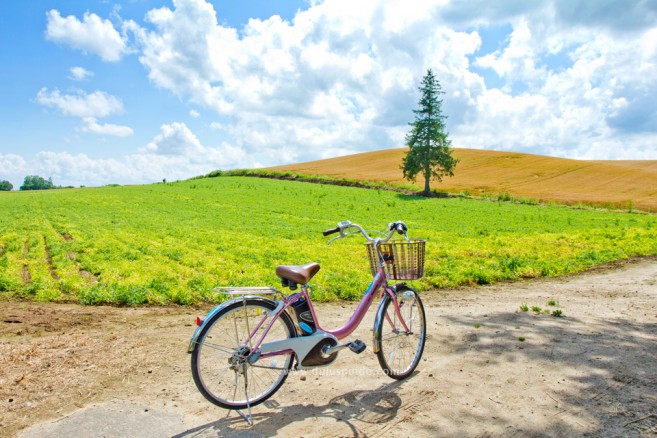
215, 287, 281, 296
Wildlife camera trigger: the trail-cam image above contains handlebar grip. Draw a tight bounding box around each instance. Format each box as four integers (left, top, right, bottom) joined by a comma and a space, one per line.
390, 221, 408, 235
323, 227, 340, 236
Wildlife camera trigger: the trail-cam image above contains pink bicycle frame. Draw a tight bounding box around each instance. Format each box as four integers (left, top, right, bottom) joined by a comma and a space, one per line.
249, 265, 411, 359
305, 270, 388, 339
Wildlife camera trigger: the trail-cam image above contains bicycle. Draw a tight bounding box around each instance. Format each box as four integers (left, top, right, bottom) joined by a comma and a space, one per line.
188, 220, 427, 424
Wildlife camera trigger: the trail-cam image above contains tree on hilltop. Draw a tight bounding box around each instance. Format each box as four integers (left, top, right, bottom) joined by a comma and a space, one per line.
402, 69, 458, 196
20, 175, 55, 191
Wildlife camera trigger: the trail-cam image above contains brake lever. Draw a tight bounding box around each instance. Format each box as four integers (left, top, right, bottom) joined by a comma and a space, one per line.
327, 229, 360, 245
327, 235, 342, 245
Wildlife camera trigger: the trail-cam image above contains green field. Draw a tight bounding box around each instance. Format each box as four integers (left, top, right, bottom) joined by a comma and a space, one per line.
1, 176, 656, 305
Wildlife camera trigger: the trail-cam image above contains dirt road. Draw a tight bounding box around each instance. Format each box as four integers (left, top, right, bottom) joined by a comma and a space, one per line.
2, 257, 656, 437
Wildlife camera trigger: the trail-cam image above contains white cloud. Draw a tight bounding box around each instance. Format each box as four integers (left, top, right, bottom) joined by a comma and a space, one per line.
145, 122, 247, 166
36, 88, 124, 118
23, 0, 657, 189
45, 10, 129, 62
1, 124, 250, 189
454, 10, 657, 159
33, 151, 126, 187
36, 88, 133, 137
68, 66, 94, 81
145, 122, 204, 155
79, 117, 133, 137
131, 0, 655, 160
134, 0, 481, 164
475, 18, 546, 89
551, 0, 657, 32
0, 154, 27, 175
0, 154, 28, 189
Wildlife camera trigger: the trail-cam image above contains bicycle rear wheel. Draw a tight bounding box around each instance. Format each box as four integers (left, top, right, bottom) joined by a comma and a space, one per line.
191, 298, 296, 409
374, 285, 426, 380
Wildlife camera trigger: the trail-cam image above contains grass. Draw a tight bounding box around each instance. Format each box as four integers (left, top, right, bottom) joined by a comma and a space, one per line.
201, 168, 421, 194
552, 309, 564, 317
520, 301, 565, 317
1, 176, 656, 305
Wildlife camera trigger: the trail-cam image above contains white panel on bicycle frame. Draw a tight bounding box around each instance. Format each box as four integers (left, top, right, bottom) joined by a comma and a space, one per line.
259, 330, 337, 365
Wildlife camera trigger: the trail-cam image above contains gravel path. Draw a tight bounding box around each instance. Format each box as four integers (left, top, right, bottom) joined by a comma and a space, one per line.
2, 257, 656, 437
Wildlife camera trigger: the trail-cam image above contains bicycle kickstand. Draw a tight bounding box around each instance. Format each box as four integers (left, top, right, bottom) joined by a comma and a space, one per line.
234, 299, 254, 426
236, 368, 254, 426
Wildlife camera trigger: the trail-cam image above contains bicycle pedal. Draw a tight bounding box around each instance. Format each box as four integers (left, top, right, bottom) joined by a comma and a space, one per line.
349, 340, 366, 354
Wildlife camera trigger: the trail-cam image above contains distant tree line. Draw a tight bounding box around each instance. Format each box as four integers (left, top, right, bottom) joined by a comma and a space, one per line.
20, 175, 56, 191
0, 175, 68, 191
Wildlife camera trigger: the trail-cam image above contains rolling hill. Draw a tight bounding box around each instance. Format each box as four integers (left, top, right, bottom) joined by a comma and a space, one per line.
270, 148, 657, 212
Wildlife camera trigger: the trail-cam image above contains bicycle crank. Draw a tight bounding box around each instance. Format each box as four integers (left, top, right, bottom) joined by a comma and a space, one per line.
322, 339, 367, 356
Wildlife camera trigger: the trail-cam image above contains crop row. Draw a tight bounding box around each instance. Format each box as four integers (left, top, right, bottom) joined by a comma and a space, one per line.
1, 177, 656, 305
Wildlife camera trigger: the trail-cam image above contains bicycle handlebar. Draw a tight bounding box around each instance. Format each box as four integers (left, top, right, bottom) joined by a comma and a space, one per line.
391, 221, 408, 235
324, 220, 409, 244
322, 227, 340, 236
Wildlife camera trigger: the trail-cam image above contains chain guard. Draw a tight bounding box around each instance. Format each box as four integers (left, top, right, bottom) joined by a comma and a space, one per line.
300, 337, 338, 367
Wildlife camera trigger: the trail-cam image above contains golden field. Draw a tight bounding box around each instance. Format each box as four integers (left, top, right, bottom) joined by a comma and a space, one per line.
270, 148, 657, 212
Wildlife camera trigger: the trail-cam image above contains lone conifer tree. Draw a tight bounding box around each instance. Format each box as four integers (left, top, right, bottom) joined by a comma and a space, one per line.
402, 69, 458, 196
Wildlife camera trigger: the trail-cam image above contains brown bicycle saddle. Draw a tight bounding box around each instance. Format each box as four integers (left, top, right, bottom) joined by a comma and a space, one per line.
275, 263, 320, 285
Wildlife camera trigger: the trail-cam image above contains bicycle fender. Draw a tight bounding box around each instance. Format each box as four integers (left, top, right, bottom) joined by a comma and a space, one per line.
372, 284, 415, 353
187, 295, 279, 353
372, 293, 391, 354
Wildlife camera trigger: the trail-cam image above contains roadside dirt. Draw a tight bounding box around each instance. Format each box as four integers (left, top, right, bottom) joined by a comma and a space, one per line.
1, 257, 656, 437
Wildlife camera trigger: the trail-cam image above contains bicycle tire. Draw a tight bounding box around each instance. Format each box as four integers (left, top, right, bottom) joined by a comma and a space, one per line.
191, 298, 296, 409
374, 285, 426, 380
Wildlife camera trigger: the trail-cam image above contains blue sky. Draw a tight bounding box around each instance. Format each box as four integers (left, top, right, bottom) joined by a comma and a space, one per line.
1, 0, 656, 188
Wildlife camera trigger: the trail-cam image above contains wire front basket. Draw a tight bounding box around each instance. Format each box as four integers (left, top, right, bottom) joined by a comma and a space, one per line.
366, 239, 426, 280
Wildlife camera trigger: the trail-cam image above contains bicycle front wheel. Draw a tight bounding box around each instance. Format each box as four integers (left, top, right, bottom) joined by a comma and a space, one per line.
191, 298, 296, 409
374, 285, 426, 380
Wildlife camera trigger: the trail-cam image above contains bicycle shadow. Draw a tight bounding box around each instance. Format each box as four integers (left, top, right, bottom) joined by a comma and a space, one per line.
173, 379, 408, 437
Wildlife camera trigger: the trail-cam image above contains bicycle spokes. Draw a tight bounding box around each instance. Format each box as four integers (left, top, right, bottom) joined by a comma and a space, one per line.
375, 288, 426, 380
191, 299, 295, 415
